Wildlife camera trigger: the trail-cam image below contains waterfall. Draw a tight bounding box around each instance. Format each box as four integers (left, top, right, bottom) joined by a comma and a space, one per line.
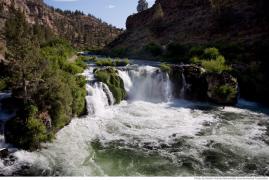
86, 82, 115, 116
82, 67, 115, 116
180, 72, 187, 99
118, 70, 133, 93
118, 66, 172, 102
0, 92, 13, 145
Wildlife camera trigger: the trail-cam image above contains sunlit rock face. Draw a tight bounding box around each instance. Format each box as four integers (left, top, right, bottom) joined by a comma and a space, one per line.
0, 0, 122, 52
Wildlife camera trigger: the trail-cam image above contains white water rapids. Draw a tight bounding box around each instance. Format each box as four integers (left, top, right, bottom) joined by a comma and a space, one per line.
1, 63, 269, 176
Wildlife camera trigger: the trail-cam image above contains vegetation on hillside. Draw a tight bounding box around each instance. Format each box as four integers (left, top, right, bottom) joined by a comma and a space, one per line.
2, 9, 87, 150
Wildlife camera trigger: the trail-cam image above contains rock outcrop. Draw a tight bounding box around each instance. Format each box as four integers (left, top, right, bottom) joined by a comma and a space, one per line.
169, 65, 238, 105
206, 73, 238, 105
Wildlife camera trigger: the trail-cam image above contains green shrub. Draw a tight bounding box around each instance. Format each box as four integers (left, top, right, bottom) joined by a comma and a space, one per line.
5, 105, 49, 150
145, 42, 163, 56
70, 75, 87, 116
203, 47, 220, 60
63, 63, 84, 74
190, 47, 232, 73
94, 68, 126, 104
114, 59, 129, 66
95, 58, 114, 66
3, 12, 87, 150
0, 79, 7, 91
95, 58, 129, 67
214, 84, 237, 100
160, 63, 171, 73
164, 43, 190, 62
201, 56, 232, 73
190, 56, 202, 65
111, 48, 127, 58
189, 46, 205, 58
88, 56, 97, 61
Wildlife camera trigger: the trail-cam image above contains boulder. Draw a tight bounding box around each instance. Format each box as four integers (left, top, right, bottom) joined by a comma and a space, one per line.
94, 67, 126, 104
206, 73, 238, 105
169, 64, 238, 105
170, 65, 207, 100
0, 148, 9, 159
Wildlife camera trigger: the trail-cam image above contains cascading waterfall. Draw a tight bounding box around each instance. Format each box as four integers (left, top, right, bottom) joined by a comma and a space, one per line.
86, 82, 114, 115
118, 66, 172, 102
1, 62, 269, 176
180, 72, 187, 99
83, 67, 115, 115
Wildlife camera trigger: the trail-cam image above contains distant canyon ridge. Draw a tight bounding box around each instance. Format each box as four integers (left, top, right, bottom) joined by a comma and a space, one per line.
0, 0, 122, 56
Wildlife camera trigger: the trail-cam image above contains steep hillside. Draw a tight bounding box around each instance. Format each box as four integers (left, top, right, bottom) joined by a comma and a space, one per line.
108, 0, 268, 57
0, 0, 122, 55
107, 0, 269, 104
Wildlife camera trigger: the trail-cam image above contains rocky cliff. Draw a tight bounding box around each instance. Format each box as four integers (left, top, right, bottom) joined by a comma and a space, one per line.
108, 0, 268, 56
0, 0, 122, 54
107, 0, 269, 105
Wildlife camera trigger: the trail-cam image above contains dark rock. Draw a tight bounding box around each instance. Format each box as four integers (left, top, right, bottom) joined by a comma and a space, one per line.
170, 64, 238, 105
0, 148, 9, 159
206, 73, 238, 105
170, 64, 208, 100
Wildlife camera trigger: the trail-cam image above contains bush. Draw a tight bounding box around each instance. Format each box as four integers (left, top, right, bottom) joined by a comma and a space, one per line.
201, 56, 232, 73
0, 79, 7, 91
63, 63, 84, 75
114, 59, 129, 66
111, 48, 127, 58
164, 43, 190, 62
214, 84, 237, 100
3, 11, 87, 150
160, 63, 171, 73
88, 56, 97, 61
70, 75, 87, 116
95, 58, 129, 67
96, 58, 114, 66
145, 42, 163, 56
189, 46, 205, 58
75, 56, 88, 69
190, 47, 232, 73
5, 105, 49, 150
94, 68, 126, 104
203, 47, 220, 59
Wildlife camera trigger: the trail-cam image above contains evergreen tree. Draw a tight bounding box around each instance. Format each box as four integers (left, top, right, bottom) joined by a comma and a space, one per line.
5, 8, 46, 104
137, 0, 148, 13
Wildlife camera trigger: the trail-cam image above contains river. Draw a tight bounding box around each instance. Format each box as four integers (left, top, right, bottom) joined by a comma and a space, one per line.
0, 61, 269, 176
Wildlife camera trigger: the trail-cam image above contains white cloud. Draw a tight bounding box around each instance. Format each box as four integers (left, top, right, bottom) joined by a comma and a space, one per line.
107, 4, 116, 9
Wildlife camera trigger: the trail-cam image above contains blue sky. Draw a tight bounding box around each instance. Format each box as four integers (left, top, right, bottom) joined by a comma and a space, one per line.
44, 0, 155, 29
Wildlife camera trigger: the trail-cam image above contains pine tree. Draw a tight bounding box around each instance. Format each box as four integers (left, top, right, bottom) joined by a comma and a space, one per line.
137, 0, 148, 13
5, 8, 45, 104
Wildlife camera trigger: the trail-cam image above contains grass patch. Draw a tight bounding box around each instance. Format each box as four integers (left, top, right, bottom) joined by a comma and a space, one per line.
95, 58, 129, 67
159, 63, 171, 73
